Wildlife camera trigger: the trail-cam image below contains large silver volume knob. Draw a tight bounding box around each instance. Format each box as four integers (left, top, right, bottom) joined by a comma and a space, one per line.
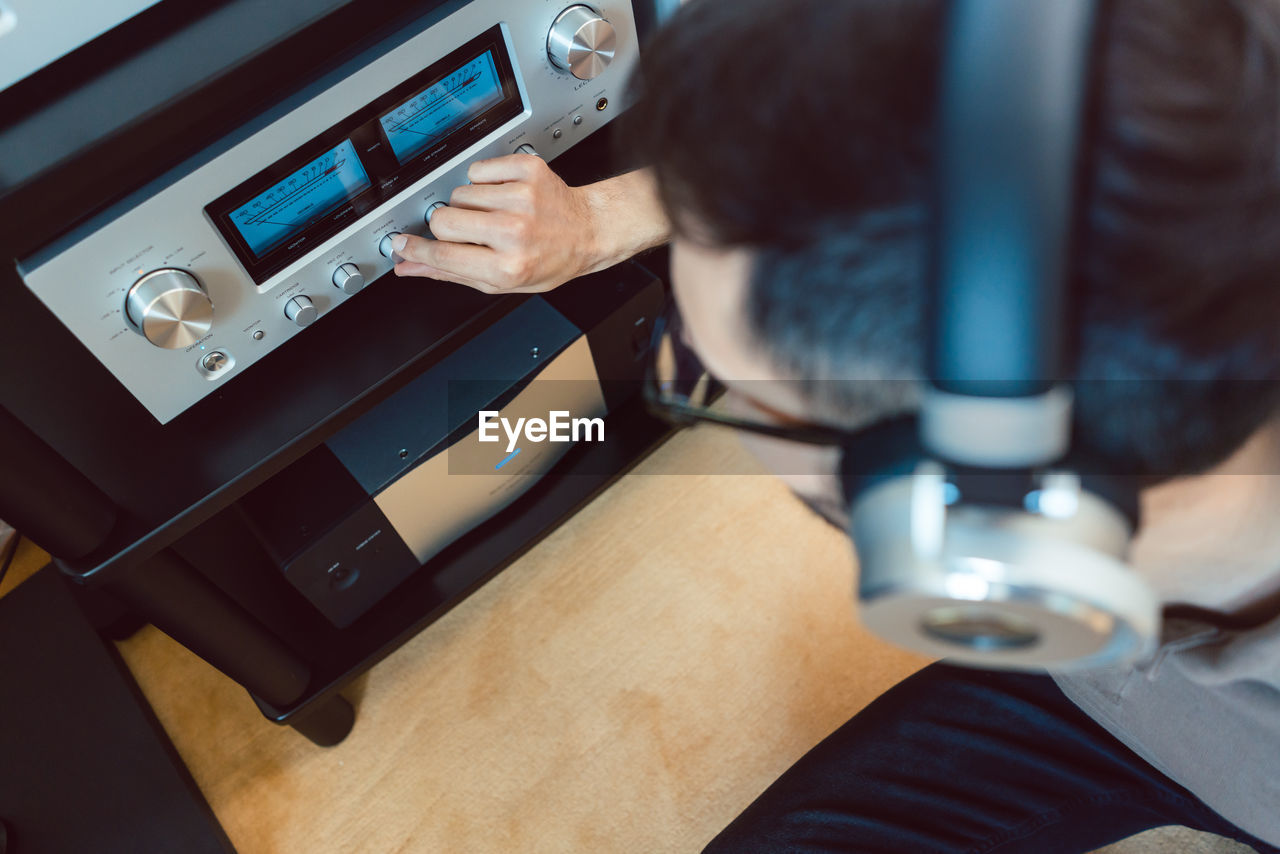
547, 5, 616, 80
124, 268, 214, 349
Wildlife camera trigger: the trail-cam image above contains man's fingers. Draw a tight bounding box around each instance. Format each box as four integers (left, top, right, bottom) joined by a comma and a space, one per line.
393, 260, 500, 293
466, 153, 543, 185
449, 182, 538, 214
427, 207, 527, 250
393, 260, 449, 281
394, 236, 505, 285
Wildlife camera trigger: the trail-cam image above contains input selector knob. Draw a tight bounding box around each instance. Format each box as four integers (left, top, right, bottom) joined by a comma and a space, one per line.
547, 5, 616, 80
332, 262, 365, 295
124, 268, 213, 349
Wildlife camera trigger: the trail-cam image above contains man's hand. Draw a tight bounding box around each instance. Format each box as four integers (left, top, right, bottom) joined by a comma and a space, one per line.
392, 157, 669, 294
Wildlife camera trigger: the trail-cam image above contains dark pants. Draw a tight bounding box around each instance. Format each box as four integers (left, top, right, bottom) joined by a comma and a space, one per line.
704, 663, 1279, 854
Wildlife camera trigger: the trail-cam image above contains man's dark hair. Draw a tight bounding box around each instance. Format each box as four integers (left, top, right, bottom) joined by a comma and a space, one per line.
623, 0, 1280, 476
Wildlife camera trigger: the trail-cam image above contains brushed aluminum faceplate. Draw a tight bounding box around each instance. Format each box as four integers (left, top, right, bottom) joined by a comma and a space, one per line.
20, 0, 638, 424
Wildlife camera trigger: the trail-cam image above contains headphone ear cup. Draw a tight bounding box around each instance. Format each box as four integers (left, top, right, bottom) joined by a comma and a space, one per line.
840, 420, 1159, 670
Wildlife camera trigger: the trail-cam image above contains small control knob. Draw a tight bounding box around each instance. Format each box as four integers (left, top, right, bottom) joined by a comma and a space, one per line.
515, 143, 540, 157
425, 201, 448, 224
284, 295, 318, 327
332, 262, 365, 295
547, 5, 616, 80
124, 268, 214, 349
379, 232, 404, 259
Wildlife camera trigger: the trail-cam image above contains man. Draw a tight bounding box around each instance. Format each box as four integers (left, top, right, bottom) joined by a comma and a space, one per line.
396, 0, 1280, 850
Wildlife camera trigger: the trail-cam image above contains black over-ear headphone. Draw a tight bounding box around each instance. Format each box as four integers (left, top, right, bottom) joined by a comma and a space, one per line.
839, 0, 1160, 670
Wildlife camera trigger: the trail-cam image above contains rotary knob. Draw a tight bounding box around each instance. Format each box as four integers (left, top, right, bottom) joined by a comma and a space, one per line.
124, 268, 214, 349
284, 295, 318, 327
547, 5, 616, 80
332, 262, 365, 295
378, 232, 404, 259
425, 201, 448, 224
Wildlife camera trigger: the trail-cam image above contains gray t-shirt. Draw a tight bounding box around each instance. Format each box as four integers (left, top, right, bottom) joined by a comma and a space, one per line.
1054, 610, 1280, 847
1048, 450, 1280, 847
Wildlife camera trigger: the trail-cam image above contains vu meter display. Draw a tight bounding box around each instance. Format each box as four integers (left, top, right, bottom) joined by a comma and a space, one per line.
208, 26, 521, 283
379, 51, 504, 162
229, 139, 371, 257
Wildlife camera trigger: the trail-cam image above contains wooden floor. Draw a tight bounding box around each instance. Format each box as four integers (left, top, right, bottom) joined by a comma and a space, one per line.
0, 427, 1251, 853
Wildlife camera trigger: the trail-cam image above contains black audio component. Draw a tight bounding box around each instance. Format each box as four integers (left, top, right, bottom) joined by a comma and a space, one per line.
0, 0, 671, 746
241, 262, 663, 627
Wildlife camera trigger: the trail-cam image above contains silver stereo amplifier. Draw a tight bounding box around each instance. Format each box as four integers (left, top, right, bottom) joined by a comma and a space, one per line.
17, 0, 639, 424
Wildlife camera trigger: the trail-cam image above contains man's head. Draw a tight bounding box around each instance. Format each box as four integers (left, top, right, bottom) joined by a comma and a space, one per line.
624, 0, 1280, 480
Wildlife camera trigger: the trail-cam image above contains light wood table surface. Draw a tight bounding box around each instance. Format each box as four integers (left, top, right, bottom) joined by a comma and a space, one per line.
129, 425, 927, 852
0, 426, 1239, 853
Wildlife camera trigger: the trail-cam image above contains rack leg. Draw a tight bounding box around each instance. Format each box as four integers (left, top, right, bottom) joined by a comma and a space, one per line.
287, 694, 355, 747
107, 548, 311, 709
66, 578, 147, 641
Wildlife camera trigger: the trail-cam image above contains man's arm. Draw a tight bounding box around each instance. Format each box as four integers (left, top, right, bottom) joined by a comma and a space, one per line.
391, 155, 670, 294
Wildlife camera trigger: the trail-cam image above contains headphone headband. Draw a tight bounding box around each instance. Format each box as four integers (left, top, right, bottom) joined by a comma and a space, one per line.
927, 0, 1098, 466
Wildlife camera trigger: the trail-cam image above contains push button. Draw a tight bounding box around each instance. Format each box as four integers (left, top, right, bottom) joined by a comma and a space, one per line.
201, 351, 229, 371
328, 564, 359, 591
196, 348, 236, 379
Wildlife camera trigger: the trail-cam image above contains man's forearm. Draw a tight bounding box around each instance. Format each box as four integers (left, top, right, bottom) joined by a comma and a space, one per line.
579, 168, 672, 275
